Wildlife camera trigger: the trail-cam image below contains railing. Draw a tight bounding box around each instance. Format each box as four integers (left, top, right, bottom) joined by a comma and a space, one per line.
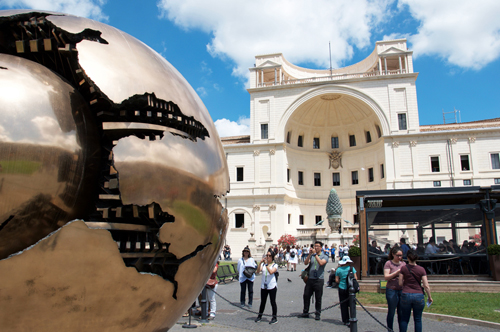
257, 69, 408, 88
296, 227, 327, 235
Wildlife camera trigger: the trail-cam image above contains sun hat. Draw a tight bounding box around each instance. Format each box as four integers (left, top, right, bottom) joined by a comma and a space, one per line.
338, 255, 353, 265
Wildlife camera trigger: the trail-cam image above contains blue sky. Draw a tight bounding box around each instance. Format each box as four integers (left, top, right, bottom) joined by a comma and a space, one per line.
2, 0, 500, 136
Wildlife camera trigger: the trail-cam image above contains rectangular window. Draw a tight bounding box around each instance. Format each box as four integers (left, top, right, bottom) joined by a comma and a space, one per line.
298, 135, 303, 147
235, 213, 244, 228
460, 155, 470, 171
331, 136, 339, 149
313, 137, 320, 149
260, 123, 268, 139
299, 215, 304, 225
491, 153, 500, 169
352, 171, 358, 185
314, 173, 321, 186
433, 181, 441, 187
288, 214, 291, 224
366, 131, 372, 143
287, 168, 290, 182
431, 156, 440, 172
286, 131, 291, 144
495, 178, 500, 184
236, 167, 243, 181
368, 167, 374, 182
315, 215, 322, 225
298, 171, 304, 185
349, 135, 356, 147
332, 172, 340, 186
380, 164, 385, 179
463, 179, 471, 186
398, 113, 407, 130
376, 125, 382, 138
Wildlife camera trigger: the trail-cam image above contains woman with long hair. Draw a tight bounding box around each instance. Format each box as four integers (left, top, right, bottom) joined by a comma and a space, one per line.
289, 245, 298, 272
255, 251, 278, 324
285, 245, 291, 271
384, 246, 406, 332
238, 247, 257, 308
398, 250, 433, 332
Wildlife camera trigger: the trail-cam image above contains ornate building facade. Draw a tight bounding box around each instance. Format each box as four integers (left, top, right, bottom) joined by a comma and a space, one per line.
221, 39, 500, 255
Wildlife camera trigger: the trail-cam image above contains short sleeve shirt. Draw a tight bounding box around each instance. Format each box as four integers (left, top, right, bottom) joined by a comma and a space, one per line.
401, 264, 426, 294
335, 265, 357, 290
384, 260, 406, 290
260, 262, 278, 290
309, 253, 328, 279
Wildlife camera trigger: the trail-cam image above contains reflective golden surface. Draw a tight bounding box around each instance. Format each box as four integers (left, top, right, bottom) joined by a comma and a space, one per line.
0, 10, 229, 331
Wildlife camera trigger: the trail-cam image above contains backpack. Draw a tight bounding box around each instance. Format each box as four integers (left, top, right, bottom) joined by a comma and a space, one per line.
290, 250, 296, 258
348, 266, 360, 293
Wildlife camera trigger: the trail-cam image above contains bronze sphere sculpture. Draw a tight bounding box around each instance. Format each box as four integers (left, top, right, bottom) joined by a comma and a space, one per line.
0, 10, 229, 332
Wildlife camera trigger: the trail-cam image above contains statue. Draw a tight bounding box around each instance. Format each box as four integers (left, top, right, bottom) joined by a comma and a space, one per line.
326, 188, 343, 231
0, 10, 229, 332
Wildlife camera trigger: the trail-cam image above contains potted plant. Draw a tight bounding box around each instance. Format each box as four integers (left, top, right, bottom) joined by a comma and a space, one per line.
487, 244, 500, 281
348, 246, 361, 280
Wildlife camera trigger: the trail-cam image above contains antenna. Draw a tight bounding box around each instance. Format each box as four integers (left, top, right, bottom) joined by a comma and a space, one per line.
329, 42, 332, 76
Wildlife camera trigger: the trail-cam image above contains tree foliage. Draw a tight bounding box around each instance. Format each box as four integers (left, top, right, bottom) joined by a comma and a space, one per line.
277, 234, 297, 247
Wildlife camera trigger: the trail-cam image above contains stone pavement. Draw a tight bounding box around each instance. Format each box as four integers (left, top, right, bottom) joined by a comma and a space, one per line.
171, 263, 499, 332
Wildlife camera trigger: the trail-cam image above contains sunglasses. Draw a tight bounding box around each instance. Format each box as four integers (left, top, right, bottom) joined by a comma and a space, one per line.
266, 254, 272, 256
395, 254, 403, 257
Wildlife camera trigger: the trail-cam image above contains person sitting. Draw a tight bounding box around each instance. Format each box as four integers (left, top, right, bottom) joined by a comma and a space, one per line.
326, 268, 338, 288
368, 240, 382, 275
400, 238, 410, 258
461, 241, 469, 253
425, 237, 439, 254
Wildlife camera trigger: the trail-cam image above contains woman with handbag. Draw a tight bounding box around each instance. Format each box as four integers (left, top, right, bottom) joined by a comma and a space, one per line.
384, 246, 406, 332
238, 247, 257, 308
398, 249, 432, 332
335, 256, 357, 327
255, 251, 278, 324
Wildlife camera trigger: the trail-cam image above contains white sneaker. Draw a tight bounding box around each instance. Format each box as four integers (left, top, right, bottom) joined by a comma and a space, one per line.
209, 313, 215, 319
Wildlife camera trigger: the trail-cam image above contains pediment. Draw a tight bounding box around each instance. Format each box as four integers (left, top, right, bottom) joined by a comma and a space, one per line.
257, 60, 281, 68
379, 47, 407, 55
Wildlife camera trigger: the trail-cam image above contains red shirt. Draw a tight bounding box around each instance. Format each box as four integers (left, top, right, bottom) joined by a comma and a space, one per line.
384, 260, 406, 290
401, 264, 426, 294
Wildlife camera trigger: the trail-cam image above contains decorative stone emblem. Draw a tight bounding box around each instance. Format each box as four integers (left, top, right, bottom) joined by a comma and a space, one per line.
327, 150, 343, 169
449, 138, 458, 144
269, 204, 276, 211
253, 205, 260, 211
270, 149, 276, 155
468, 137, 476, 143
410, 141, 417, 147
392, 141, 400, 148
254, 150, 260, 156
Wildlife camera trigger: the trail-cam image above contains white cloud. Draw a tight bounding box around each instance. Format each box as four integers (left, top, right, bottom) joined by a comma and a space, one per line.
2, 0, 108, 21
400, 0, 500, 69
214, 116, 250, 137
196, 86, 207, 97
157, 0, 393, 82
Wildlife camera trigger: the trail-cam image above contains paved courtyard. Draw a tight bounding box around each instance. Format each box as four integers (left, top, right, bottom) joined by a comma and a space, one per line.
171, 263, 499, 332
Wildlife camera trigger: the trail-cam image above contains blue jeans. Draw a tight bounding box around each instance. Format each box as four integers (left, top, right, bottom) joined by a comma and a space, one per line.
400, 292, 425, 332
386, 288, 402, 331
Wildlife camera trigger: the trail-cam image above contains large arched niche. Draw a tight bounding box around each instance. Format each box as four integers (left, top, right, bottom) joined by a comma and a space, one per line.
277, 86, 389, 143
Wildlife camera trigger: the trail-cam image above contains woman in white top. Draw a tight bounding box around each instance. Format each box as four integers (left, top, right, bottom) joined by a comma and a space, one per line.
289, 245, 298, 272
255, 251, 278, 325
285, 245, 291, 271
238, 247, 257, 308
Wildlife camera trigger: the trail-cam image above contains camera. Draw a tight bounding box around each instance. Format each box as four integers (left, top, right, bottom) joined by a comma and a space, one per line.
264, 283, 268, 289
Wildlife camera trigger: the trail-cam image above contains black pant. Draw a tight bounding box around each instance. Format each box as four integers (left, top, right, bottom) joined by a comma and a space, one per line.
303, 278, 324, 315
240, 279, 254, 305
258, 287, 277, 317
338, 287, 350, 324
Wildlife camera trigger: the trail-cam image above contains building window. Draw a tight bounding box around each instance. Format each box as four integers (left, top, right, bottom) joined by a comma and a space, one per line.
314, 173, 321, 186
460, 155, 470, 171
315, 215, 322, 225
299, 215, 304, 225
235, 213, 244, 228
380, 164, 385, 179
368, 168, 374, 182
431, 156, 440, 172
463, 179, 471, 186
375, 125, 382, 138
366, 131, 372, 143
313, 137, 320, 149
491, 153, 500, 169
433, 181, 441, 187
236, 167, 244, 181
298, 171, 304, 185
261, 123, 268, 139
349, 135, 356, 147
398, 113, 407, 130
287, 168, 290, 182
288, 214, 291, 224
286, 131, 291, 144
495, 178, 500, 184
332, 172, 340, 186
331, 136, 339, 149
351, 171, 358, 185
298, 135, 303, 147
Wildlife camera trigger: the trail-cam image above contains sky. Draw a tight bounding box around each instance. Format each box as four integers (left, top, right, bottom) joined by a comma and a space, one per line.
1, 0, 500, 137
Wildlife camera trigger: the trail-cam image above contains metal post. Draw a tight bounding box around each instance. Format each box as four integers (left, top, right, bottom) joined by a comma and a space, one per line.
199, 287, 209, 323
182, 303, 197, 329
349, 275, 358, 332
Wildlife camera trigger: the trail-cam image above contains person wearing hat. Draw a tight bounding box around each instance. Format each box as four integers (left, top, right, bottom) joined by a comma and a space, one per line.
335, 255, 357, 327
238, 247, 257, 308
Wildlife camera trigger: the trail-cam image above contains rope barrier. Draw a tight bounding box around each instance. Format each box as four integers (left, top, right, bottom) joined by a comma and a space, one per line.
212, 289, 349, 318
369, 248, 486, 263
355, 298, 394, 332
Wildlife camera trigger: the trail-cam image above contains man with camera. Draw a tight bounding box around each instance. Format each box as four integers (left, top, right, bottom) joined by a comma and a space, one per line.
299, 241, 328, 321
